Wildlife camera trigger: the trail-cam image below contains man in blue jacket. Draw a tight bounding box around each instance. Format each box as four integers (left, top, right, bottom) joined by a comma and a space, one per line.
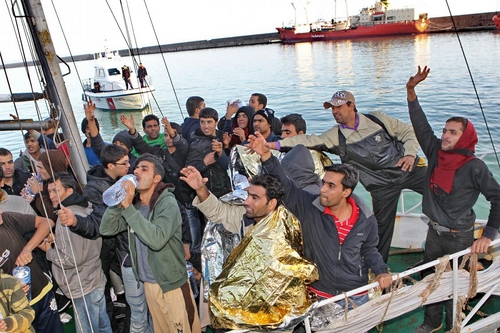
247, 132, 393, 304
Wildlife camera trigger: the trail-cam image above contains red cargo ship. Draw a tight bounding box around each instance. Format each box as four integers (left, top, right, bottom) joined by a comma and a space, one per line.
277, 1, 429, 43
493, 14, 500, 29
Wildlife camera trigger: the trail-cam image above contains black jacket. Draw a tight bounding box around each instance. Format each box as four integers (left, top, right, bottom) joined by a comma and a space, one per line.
2, 169, 30, 196
262, 154, 388, 295
408, 97, 500, 240
185, 129, 231, 198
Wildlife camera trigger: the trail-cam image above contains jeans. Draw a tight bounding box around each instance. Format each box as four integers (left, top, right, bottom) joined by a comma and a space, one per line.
72, 281, 112, 333
121, 265, 153, 333
422, 225, 474, 331
185, 205, 202, 253
336, 294, 369, 310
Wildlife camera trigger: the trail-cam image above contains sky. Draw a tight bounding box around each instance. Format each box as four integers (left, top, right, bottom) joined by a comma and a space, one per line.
0, 0, 499, 63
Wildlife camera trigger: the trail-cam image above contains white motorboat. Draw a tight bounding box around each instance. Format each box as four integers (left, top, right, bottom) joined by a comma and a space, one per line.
82, 48, 154, 111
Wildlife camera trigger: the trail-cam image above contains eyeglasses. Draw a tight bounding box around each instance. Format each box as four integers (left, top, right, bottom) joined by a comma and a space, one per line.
114, 161, 130, 166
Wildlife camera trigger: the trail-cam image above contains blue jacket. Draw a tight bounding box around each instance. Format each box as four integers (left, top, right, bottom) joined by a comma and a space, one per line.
262, 154, 388, 295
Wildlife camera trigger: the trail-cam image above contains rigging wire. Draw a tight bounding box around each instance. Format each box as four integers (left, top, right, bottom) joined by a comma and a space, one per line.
141, 0, 185, 119
4, 2, 96, 330
103, 0, 163, 114
445, 0, 500, 169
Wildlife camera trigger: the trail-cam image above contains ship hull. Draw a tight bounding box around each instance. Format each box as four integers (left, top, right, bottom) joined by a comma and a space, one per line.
277, 20, 428, 43
494, 15, 500, 29
83, 87, 154, 111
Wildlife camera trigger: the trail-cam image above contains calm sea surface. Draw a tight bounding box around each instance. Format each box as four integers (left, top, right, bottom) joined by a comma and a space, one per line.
1, 31, 499, 216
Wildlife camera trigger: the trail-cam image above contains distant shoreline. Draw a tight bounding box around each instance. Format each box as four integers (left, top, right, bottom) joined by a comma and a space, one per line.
3, 11, 497, 69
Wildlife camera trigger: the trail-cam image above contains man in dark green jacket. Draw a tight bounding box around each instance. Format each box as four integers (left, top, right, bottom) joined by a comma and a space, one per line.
100, 154, 200, 333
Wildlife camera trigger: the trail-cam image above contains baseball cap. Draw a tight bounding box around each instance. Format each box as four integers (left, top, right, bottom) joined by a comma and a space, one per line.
323, 90, 356, 109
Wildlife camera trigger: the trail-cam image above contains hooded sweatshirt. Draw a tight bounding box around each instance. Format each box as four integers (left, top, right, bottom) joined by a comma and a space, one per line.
281, 145, 321, 195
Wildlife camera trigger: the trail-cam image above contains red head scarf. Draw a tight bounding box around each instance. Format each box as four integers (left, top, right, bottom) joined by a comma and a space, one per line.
432, 119, 478, 194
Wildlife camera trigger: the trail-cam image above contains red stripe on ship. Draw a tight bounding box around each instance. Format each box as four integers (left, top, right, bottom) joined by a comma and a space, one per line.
107, 98, 116, 110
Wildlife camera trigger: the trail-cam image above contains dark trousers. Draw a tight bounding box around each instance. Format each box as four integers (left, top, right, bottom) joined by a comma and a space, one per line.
422, 226, 474, 330
370, 165, 427, 263
32, 289, 64, 333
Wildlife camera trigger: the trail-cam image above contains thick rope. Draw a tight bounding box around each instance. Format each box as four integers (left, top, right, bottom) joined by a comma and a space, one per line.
419, 255, 449, 304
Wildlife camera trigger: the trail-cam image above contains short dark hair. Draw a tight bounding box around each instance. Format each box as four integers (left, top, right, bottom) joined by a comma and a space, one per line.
280, 113, 306, 134
0, 148, 12, 158
251, 93, 267, 108
81, 117, 100, 134
135, 153, 165, 180
47, 172, 78, 191
186, 96, 205, 117
323, 164, 359, 196
142, 114, 160, 129
346, 101, 358, 112
249, 174, 284, 206
100, 144, 129, 169
170, 122, 181, 136
199, 108, 218, 122
446, 117, 468, 131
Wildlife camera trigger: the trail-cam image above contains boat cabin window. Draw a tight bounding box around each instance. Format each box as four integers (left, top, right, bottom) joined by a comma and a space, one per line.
387, 16, 395, 21
108, 68, 121, 76
95, 69, 106, 78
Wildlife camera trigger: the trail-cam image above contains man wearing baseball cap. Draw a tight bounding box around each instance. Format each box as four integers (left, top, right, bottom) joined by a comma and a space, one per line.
265, 90, 427, 263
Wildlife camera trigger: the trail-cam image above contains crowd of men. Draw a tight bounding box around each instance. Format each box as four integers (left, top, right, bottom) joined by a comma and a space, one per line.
0, 66, 499, 333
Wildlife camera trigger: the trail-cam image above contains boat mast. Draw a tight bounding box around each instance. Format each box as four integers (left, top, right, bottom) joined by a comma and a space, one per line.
119, 0, 133, 58
22, 0, 89, 185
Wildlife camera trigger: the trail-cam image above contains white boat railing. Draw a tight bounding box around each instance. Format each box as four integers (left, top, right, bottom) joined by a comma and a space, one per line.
227, 238, 500, 333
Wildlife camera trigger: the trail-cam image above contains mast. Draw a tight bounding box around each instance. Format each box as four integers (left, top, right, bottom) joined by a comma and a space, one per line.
119, 0, 133, 58
22, 0, 89, 185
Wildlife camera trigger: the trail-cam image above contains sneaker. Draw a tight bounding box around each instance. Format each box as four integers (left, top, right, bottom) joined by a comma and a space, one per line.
414, 323, 443, 333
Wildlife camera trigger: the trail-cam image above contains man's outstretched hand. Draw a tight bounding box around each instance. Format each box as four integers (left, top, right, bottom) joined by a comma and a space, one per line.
180, 166, 208, 191
406, 66, 430, 90
246, 132, 272, 161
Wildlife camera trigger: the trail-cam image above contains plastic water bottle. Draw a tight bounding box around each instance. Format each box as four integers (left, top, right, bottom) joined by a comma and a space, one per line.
102, 174, 137, 206
12, 266, 31, 301
233, 171, 250, 191
186, 261, 199, 298
22, 173, 43, 202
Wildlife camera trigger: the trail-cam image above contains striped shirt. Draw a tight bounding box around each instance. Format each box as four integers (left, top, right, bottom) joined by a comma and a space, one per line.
324, 196, 359, 245
0, 271, 35, 332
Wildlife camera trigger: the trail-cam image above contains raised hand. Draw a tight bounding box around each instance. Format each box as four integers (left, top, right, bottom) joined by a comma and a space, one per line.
212, 139, 223, 156
84, 101, 96, 121
120, 114, 135, 132
222, 132, 231, 148
180, 166, 208, 191
58, 205, 77, 227
162, 117, 175, 137
225, 101, 239, 118
233, 127, 246, 142
203, 151, 216, 166
406, 65, 430, 90
246, 131, 271, 157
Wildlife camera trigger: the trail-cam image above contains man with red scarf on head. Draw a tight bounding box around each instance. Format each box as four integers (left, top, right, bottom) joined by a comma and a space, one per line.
406, 66, 500, 333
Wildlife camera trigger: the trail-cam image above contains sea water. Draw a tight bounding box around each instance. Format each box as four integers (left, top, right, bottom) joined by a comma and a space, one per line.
1, 31, 499, 217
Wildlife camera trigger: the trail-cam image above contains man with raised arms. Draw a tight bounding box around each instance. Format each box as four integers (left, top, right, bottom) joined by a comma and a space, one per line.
407, 66, 500, 333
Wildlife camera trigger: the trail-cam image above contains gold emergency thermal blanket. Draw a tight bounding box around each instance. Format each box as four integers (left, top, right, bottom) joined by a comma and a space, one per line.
209, 205, 319, 330
233, 145, 332, 179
